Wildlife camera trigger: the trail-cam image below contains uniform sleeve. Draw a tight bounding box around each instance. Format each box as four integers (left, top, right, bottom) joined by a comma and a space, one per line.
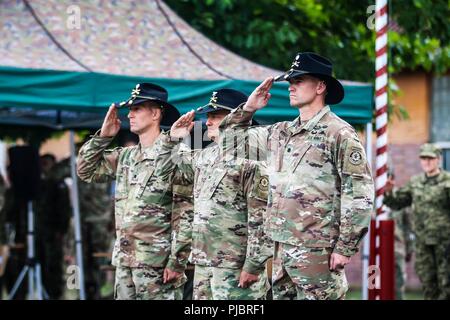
154, 132, 196, 182
219, 105, 270, 161
166, 169, 195, 273
155, 132, 196, 272
334, 129, 374, 257
402, 207, 414, 256
241, 162, 273, 274
77, 131, 121, 183
383, 182, 413, 210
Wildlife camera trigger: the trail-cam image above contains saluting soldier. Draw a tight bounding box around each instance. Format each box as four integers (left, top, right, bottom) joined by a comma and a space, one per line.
155, 89, 273, 300
219, 52, 374, 299
77, 83, 185, 300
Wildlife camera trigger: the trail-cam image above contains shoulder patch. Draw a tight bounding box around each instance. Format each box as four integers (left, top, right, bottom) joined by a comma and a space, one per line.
349, 149, 363, 165
253, 174, 269, 201
342, 139, 368, 176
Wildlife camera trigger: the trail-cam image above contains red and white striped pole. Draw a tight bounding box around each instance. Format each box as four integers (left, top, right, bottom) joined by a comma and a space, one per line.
369, 0, 395, 300
375, 1, 388, 204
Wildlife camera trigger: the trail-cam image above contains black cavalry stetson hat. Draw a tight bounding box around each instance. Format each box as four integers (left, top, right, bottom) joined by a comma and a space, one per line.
196, 89, 248, 114
116, 83, 180, 126
274, 52, 345, 105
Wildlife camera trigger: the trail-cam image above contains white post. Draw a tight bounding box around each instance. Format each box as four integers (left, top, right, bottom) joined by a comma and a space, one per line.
27, 202, 35, 299
362, 122, 373, 300
69, 131, 86, 300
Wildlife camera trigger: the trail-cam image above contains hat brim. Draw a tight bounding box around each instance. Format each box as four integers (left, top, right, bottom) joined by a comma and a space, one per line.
118, 97, 180, 127
274, 70, 344, 105
195, 104, 236, 115
419, 152, 438, 158
195, 104, 221, 115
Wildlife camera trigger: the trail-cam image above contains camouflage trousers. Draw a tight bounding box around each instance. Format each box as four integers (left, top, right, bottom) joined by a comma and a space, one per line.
193, 265, 269, 300
395, 252, 407, 300
271, 242, 348, 300
415, 241, 450, 300
114, 266, 186, 300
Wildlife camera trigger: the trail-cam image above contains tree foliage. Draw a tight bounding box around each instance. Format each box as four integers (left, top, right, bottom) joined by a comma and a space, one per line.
165, 0, 450, 82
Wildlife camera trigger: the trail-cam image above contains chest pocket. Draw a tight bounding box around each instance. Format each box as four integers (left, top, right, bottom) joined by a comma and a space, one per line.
115, 165, 130, 200
198, 169, 227, 200
133, 168, 155, 198
291, 143, 313, 173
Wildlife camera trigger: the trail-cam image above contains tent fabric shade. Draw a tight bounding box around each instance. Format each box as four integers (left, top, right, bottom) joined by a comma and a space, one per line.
0, 0, 373, 127
0, 66, 373, 128
0, 0, 278, 80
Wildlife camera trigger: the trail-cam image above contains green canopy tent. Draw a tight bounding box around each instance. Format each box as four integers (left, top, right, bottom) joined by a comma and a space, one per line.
0, 66, 373, 128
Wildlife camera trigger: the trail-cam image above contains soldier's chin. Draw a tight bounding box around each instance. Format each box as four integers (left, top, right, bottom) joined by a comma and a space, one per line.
289, 99, 301, 108
130, 126, 140, 134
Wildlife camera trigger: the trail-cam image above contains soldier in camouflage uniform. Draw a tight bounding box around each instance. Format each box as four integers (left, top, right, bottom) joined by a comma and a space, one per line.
34, 154, 72, 299
77, 83, 183, 300
384, 143, 450, 300
52, 155, 113, 300
220, 52, 374, 300
0, 173, 6, 244
156, 89, 273, 300
385, 171, 414, 300
388, 206, 414, 299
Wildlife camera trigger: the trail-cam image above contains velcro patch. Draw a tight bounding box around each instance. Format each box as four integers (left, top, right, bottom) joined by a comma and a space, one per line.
343, 140, 367, 176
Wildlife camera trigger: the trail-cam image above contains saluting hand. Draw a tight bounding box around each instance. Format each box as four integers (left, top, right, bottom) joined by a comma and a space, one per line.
100, 104, 121, 137
170, 110, 195, 139
243, 76, 274, 112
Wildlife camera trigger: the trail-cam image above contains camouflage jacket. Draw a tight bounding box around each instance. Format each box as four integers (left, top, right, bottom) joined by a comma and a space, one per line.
77, 131, 177, 268
220, 105, 374, 257
384, 170, 450, 244
155, 132, 273, 274
168, 165, 194, 272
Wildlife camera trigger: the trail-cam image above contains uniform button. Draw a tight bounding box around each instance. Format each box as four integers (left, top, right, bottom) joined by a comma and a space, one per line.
287, 147, 292, 153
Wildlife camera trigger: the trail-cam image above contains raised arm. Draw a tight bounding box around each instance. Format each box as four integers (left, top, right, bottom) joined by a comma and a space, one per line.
77, 105, 123, 183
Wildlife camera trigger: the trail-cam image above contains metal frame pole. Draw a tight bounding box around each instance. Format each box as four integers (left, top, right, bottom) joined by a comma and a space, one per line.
362, 122, 373, 300
69, 131, 86, 300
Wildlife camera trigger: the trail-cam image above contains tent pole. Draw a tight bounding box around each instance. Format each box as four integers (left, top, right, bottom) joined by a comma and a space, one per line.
69, 131, 86, 300
362, 122, 373, 300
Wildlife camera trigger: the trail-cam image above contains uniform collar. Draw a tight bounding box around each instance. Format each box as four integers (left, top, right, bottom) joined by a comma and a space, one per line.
288, 105, 330, 135
136, 130, 165, 162
422, 170, 443, 184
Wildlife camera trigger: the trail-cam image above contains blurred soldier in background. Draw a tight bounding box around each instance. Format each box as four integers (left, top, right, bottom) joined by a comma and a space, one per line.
54, 145, 113, 300
0, 173, 8, 299
384, 143, 450, 300
385, 170, 414, 300
34, 153, 71, 299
